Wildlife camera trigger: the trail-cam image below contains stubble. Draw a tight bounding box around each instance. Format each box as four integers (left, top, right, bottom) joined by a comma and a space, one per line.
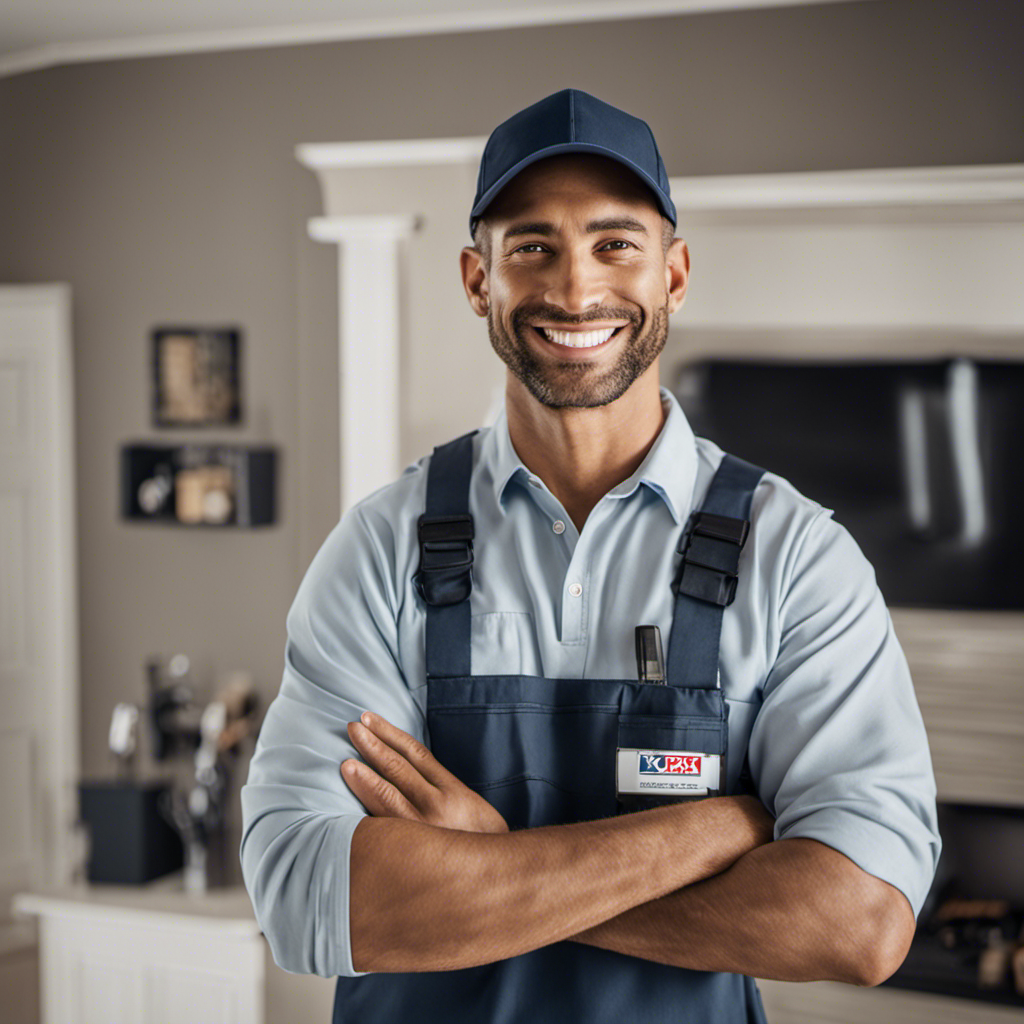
487, 302, 669, 409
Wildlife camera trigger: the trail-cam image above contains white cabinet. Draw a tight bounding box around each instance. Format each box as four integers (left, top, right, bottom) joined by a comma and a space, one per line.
12, 878, 336, 1024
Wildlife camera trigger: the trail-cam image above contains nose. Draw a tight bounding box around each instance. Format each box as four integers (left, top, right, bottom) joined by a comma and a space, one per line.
542, 249, 608, 315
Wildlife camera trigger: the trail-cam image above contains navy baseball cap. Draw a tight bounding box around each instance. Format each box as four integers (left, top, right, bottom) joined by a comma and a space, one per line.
469, 88, 676, 237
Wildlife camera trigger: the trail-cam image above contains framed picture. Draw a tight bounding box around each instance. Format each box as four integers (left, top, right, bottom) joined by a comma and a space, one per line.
152, 327, 241, 427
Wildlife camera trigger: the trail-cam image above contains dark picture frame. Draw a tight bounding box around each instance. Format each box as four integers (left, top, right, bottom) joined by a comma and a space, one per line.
152, 326, 242, 427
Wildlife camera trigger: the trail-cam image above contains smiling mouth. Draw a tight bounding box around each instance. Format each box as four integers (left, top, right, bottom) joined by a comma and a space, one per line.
531, 325, 626, 349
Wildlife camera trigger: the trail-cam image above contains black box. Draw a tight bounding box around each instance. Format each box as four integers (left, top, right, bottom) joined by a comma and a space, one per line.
78, 781, 184, 884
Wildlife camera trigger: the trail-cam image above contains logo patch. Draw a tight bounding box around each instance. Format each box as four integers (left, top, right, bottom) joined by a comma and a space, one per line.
639, 753, 702, 775
616, 747, 721, 797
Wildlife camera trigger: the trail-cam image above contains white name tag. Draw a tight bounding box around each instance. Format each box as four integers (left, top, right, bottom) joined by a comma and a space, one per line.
616, 747, 721, 796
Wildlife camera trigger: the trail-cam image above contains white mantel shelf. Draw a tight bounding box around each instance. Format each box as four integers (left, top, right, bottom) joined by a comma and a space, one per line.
669, 162, 1024, 211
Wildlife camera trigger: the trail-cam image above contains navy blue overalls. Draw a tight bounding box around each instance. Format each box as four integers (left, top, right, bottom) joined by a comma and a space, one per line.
333, 432, 770, 1024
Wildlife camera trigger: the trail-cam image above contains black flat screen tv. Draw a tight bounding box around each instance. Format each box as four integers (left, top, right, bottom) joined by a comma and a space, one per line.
672, 357, 1024, 609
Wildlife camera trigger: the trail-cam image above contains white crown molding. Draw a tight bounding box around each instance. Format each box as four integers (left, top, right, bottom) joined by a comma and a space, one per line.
307, 214, 422, 242
0, 0, 859, 78
669, 164, 1024, 210
297, 138, 486, 170
299, 148, 1024, 207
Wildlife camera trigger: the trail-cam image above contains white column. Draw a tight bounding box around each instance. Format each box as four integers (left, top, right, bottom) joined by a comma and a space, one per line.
308, 214, 420, 515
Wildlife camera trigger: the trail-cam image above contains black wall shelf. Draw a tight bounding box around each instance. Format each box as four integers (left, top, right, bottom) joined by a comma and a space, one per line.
121, 443, 276, 527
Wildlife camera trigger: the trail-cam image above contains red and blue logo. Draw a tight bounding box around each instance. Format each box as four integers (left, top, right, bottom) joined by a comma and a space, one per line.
639, 754, 701, 775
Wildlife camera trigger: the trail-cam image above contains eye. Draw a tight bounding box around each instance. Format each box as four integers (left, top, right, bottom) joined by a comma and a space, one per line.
599, 239, 633, 251
513, 243, 548, 254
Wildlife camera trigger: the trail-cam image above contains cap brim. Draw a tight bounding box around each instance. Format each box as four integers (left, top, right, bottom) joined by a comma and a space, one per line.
469, 142, 677, 236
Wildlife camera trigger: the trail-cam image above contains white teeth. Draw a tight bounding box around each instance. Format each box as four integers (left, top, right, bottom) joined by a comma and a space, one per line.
539, 327, 617, 348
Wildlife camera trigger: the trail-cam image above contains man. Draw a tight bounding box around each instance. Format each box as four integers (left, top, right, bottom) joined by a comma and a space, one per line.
241, 89, 941, 1023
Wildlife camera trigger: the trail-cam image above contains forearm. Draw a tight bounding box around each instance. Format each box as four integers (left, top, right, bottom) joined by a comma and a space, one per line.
350, 795, 770, 972
571, 836, 917, 986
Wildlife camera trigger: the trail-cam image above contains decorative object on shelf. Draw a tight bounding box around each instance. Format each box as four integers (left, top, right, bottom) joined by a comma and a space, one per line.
162, 699, 231, 893
147, 655, 261, 893
152, 326, 241, 427
121, 442, 276, 526
108, 703, 140, 780
147, 654, 202, 761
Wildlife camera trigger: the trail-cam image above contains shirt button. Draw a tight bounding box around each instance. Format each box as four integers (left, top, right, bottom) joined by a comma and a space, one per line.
568, 582, 583, 598
552, 520, 565, 534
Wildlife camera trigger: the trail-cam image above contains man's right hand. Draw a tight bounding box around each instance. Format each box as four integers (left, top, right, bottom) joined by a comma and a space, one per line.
342, 711, 510, 834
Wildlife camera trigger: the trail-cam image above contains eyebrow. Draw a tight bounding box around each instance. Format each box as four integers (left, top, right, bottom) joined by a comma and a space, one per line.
501, 216, 649, 242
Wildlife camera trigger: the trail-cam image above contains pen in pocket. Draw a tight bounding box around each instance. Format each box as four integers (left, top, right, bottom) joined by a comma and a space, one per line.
635, 625, 666, 684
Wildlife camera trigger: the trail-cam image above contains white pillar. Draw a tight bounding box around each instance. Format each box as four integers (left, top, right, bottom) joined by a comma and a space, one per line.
308, 214, 420, 515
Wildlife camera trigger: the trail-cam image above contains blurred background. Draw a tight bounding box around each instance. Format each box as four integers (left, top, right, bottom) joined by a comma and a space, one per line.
1, 0, 1022, 1021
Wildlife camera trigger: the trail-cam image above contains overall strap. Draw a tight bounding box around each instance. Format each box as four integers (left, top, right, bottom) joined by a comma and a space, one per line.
416, 431, 477, 679
666, 453, 765, 688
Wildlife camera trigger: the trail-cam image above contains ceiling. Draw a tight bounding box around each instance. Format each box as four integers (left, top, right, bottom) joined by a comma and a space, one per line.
0, 0, 855, 76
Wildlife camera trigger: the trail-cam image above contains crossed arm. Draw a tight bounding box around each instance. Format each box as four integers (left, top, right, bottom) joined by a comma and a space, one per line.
340, 712, 917, 985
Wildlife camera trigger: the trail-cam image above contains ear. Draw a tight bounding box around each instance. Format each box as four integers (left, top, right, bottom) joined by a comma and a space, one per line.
665, 237, 690, 314
460, 246, 489, 316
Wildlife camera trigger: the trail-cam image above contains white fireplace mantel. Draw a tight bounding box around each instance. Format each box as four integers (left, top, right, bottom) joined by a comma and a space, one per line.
298, 140, 1024, 512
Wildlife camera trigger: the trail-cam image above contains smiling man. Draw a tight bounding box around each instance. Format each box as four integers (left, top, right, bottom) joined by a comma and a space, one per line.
240, 90, 941, 1024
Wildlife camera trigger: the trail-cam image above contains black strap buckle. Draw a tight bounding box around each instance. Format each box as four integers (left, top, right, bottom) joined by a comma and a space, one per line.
686, 511, 749, 547
673, 511, 750, 607
415, 514, 474, 606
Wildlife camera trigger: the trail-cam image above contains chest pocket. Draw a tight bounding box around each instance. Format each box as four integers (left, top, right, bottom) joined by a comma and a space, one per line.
470, 611, 544, 677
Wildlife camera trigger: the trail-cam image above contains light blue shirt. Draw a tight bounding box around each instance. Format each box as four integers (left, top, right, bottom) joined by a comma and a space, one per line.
240, 387, 941, 979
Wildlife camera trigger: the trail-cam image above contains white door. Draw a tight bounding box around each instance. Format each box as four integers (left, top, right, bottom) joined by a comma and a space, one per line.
0, 285, 79, 947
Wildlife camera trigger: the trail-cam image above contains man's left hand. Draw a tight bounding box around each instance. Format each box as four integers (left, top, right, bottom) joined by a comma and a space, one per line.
341, 711, 509, 834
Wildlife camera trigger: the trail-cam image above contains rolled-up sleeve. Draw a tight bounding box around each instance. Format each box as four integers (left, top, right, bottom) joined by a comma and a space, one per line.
749, 508, 942, 918
240, 504, 421, 978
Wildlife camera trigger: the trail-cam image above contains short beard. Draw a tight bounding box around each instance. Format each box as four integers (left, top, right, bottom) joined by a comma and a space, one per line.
487, 303, 669, 409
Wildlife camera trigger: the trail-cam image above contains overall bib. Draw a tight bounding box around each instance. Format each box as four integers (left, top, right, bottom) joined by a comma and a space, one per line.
333, 433, 769, 1024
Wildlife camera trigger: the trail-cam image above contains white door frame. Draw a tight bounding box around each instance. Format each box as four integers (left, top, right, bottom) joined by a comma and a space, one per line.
0, 283, 80, 895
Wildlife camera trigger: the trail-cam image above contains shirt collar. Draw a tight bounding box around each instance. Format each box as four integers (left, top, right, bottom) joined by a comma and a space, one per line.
483, 387, 698, 525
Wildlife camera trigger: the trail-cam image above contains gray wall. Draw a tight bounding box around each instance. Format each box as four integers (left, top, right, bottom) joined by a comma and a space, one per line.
1, 0, 1021, 881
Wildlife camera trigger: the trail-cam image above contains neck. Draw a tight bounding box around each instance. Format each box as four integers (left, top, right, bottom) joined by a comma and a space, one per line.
504, 365, 666, 532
